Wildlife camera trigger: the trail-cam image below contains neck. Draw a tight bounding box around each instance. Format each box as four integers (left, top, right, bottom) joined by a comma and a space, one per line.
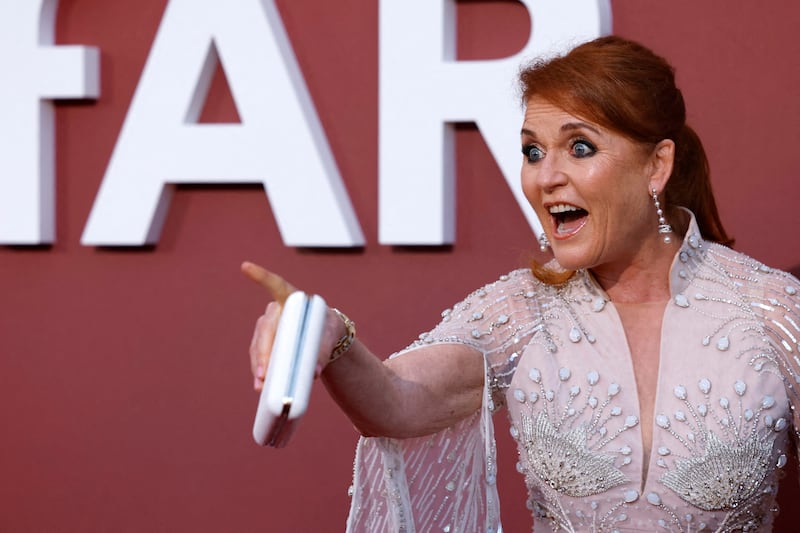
590, 235, 681, 304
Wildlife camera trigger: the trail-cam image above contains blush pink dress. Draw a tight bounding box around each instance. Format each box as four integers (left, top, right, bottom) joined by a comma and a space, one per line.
346, 213, 800, 532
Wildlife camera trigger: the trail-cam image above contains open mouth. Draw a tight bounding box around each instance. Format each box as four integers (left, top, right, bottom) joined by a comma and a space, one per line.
549, 204, 588, 236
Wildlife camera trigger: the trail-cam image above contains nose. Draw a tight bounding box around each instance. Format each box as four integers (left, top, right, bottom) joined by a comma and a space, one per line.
524, 153, 568, 194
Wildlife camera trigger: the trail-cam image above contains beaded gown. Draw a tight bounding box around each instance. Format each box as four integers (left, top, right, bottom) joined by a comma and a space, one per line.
345, 213, 800, 532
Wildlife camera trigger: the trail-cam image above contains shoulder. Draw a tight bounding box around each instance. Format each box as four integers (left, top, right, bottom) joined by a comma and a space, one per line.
700, 244, 800, 357
702, 243, 800, 295
400, 268, 550, 356
448, 267, 559, 320
437, 268, 542, 328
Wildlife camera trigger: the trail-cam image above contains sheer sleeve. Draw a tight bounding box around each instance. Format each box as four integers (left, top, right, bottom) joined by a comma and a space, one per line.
718, 250, 800, 470
752, 268, 800, 447
346, 269, 548, 532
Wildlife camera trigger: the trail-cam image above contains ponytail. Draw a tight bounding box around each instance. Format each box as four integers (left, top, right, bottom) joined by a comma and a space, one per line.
666, 126, 734, 246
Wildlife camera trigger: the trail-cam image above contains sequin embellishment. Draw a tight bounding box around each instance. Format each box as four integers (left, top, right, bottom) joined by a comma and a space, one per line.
660, 432, 773, 511
519, 412, 627, 497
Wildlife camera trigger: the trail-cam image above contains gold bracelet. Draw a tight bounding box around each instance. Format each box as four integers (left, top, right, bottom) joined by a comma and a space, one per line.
330, 308, 356, 363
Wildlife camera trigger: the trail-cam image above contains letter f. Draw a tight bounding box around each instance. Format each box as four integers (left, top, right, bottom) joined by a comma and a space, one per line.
0, 0, 99, 244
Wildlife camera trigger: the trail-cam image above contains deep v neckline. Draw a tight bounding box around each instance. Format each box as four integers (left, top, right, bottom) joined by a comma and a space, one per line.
611, 299, 669, 490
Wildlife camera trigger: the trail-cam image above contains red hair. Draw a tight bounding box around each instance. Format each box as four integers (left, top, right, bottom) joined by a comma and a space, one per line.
519, 36, 733, 283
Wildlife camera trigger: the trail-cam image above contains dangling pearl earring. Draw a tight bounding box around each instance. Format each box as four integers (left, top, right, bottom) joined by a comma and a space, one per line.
538, 232, 550, 252
652, 188, 673, 244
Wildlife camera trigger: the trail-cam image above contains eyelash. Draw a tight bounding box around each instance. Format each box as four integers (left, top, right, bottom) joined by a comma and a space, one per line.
522, 144, 544, 163
570, 138, 596, 157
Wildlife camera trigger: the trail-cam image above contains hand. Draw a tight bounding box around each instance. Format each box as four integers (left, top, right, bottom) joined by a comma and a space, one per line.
241, 261, 297, 391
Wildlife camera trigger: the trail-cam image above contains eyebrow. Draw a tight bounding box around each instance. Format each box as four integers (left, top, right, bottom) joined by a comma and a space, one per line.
520, 121, 602, 138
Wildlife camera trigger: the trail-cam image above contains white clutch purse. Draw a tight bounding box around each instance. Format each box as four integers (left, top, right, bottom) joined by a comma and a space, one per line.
252, 291, 327, 447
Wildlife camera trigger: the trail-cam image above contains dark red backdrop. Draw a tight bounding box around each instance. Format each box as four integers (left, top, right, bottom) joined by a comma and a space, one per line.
2, 1, 799, 531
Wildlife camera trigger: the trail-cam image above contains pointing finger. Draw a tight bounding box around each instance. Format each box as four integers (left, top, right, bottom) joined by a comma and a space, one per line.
240, 261, 297, 305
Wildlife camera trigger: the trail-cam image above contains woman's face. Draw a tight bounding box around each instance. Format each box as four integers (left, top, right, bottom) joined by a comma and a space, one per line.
521, 97, 662, 272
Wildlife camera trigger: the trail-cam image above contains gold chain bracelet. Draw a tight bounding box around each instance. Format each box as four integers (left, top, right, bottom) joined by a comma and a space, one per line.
330, 308, 356, 363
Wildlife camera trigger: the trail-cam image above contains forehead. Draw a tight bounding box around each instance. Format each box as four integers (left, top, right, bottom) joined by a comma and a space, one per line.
522, 96, 600, 132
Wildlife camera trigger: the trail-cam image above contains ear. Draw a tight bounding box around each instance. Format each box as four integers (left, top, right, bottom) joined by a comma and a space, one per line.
647, 139, 675, 195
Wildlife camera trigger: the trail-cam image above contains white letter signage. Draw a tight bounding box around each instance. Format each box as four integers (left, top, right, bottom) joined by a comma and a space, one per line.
0, 0, 99, 244
378, 0, 611, 244
81, 0, 364, 247
0, 0, 613, 247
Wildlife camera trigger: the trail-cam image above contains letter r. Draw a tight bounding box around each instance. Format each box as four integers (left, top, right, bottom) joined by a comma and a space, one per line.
378, 0, 610, 244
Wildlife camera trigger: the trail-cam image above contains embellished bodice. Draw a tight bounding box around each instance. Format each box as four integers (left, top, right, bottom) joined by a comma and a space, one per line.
346, 216, 800, 533
498, 261, 797, 532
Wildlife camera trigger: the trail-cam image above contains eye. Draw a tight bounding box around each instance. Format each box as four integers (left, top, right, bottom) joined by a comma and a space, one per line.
522, 144, 545, 163
570, 139, 596, 158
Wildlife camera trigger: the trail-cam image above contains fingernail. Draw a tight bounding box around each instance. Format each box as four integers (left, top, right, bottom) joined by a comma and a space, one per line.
256, 364, 265, 378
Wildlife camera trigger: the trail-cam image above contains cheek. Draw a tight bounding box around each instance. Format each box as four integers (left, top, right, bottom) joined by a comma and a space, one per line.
520, 167, 538, 202
600, 190, 652, 242
520, 172, 546, 220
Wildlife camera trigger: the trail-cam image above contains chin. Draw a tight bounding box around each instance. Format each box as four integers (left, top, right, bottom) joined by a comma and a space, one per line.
550, 246, 595, 272
550, 254, 583, 272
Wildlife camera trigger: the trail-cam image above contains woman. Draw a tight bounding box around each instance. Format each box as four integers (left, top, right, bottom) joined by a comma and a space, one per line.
244, 36, 800, 532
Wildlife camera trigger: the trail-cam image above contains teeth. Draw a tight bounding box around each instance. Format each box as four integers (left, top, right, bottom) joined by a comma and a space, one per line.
549, 204, 581, 214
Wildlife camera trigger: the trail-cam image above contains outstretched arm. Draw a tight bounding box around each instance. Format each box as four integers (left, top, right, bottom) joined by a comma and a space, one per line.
242, 261, 484, 439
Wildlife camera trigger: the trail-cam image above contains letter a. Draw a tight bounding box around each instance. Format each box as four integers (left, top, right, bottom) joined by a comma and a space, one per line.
82, 0, 364, 247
